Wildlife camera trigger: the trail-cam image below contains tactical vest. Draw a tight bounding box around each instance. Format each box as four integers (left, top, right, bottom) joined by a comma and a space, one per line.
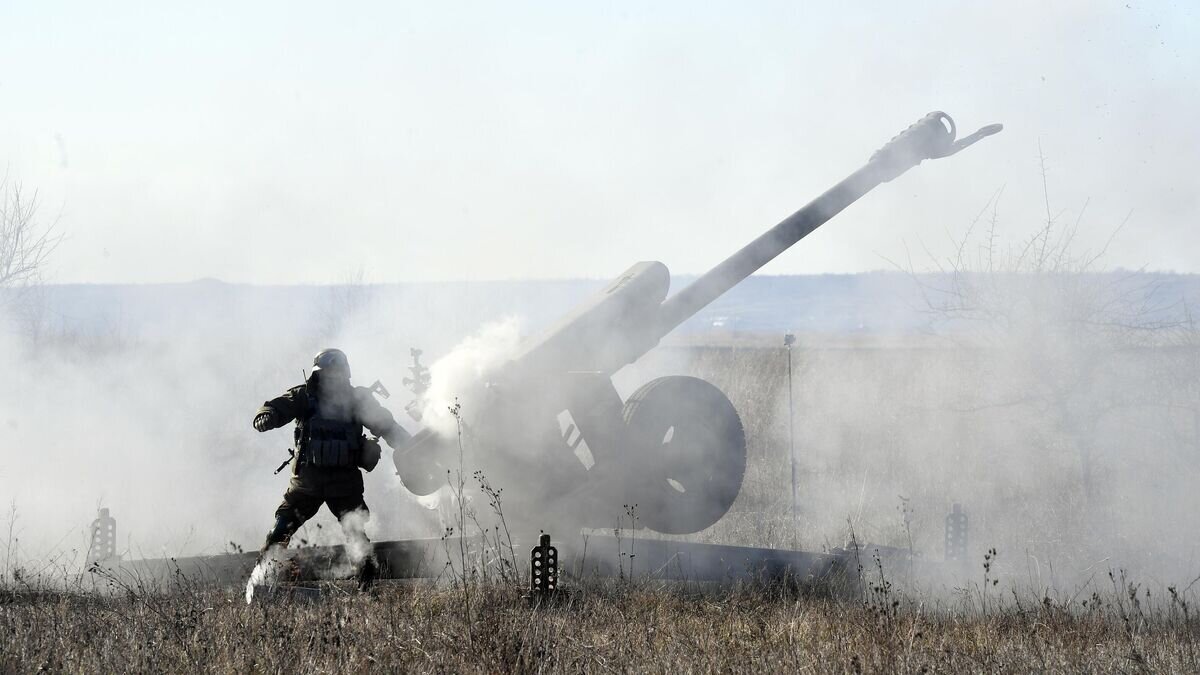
295, 391, 363, 468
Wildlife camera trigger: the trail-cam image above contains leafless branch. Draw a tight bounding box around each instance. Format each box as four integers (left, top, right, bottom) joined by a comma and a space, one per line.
0, 177, 63, 289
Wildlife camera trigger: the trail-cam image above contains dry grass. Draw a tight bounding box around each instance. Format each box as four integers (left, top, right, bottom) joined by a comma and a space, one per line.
3, 575, 1199, 673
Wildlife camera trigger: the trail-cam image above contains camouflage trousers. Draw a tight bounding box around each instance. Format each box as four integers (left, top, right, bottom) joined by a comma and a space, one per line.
264, 489, 370, 548
264, 464, 370, 551
260, 487, 378, 589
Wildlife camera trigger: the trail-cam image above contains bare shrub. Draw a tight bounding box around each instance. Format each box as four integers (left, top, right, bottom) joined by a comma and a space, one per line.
0, 177, 60, 290
890, 152, 1197, 574
0, 177, 62, 344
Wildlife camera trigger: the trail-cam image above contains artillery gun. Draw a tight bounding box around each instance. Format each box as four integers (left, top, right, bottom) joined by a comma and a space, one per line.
394, 112, 1001, 535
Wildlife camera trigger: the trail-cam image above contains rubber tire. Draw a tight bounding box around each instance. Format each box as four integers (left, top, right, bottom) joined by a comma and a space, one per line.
621, 376, 746, 534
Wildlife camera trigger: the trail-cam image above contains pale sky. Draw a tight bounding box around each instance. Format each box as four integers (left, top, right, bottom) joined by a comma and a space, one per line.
1, 1, 1196, 284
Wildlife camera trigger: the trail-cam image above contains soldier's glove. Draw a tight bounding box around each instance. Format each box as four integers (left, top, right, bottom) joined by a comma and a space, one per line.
253, 411, 274, 432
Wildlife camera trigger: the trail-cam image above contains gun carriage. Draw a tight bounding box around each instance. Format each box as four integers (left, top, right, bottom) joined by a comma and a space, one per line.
393, 112, 1002, 535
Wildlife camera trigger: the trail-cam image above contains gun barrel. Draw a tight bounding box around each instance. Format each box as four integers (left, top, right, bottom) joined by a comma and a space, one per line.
656, 112, 999, 336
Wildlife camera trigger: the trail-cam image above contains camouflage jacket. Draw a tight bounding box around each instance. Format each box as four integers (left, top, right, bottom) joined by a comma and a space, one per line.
256, 379, 411, 495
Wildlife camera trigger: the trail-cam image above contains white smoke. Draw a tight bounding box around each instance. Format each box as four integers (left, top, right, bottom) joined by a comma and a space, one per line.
418, 317, 523, 437
244, 546, 285, 604
387, 318, 525, 513
338, 508, 372, 568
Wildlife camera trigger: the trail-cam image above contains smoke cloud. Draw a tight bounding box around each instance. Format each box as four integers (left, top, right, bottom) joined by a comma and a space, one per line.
1, 2, 1197, 596
419, 317, 523, 437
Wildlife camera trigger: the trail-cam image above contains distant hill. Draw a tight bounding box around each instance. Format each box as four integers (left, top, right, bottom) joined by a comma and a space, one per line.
8, 272, 1200, 342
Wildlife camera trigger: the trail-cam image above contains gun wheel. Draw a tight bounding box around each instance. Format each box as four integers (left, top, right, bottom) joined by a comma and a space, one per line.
621, 376, 746, 534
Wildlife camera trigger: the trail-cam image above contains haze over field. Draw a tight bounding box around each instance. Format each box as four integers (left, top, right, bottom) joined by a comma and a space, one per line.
2, 1, 1200, 601
2, 270, 1200, 588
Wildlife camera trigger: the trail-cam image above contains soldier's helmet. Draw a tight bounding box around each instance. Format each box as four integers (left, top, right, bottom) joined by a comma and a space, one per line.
313, 348, 351, 379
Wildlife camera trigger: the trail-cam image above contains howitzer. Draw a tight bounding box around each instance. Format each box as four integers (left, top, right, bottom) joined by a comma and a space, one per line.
394, 112, 1002, 535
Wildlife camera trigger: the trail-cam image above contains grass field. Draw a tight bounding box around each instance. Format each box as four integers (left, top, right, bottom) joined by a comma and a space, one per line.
4, 577, 1199, 673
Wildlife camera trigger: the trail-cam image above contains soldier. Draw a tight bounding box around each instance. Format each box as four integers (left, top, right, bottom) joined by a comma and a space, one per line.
252, 348, 411, 589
